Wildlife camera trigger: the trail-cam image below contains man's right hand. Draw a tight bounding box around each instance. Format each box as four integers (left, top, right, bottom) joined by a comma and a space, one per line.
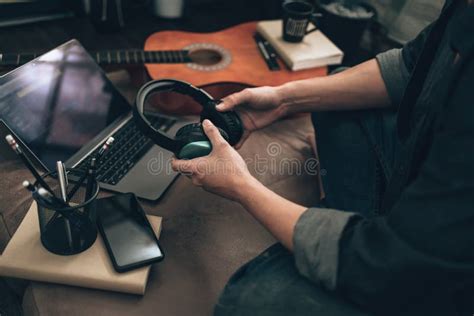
217, 86, 287, 149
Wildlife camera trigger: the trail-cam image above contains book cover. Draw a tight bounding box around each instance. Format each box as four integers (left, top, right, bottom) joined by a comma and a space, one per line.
257, 20, 344, 71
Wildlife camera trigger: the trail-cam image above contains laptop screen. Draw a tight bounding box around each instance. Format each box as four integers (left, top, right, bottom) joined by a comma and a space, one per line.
0, 40, 131, 170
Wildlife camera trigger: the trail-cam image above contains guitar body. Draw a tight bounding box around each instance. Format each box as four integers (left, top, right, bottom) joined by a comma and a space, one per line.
144, 22, 327, 87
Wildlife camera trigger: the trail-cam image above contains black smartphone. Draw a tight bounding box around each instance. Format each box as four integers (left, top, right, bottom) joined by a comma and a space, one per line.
96, 193, 164, 273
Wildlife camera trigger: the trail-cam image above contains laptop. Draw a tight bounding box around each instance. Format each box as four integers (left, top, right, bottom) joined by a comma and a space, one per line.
0, 39, 193, 200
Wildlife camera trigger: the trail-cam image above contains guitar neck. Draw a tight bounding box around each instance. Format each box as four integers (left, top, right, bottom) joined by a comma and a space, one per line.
0, 49, 191, 67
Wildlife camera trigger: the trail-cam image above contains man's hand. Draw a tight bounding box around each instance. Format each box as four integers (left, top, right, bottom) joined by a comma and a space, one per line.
171, 119, 255, 201
172, 119, 307, 251
217, 86, 287, 148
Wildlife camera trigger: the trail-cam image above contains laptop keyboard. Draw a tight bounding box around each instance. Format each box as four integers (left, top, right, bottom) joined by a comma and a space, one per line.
73, 116, 176, 186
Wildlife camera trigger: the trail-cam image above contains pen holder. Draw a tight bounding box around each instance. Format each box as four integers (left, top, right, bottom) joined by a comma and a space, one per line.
33, 171, 100, 256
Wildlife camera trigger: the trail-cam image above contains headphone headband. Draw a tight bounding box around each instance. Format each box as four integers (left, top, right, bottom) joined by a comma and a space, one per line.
136, 79, 214, 106
133, 79, 218, 153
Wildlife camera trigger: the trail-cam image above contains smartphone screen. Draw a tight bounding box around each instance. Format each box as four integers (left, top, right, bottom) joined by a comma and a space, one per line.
96, 193, 164, 272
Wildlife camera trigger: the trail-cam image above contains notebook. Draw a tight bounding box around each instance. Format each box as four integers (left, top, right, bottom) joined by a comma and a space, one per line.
0, 202, 162, 295
256, 20, 344, 71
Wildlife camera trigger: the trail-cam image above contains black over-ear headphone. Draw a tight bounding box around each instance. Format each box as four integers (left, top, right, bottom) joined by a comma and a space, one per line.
133, 79, 243, 159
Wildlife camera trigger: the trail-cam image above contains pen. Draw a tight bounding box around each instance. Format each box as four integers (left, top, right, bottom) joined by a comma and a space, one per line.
38, 188, 68, 209
262, 38, 280, 68
23, 180, 61, 229
24, 181, 83, 231
38, 189, 84, 235
253, 33, 280, 71
37, 188, 84, 231
23, 181, 65, 208
22, 180, 37, 193
56, 161, 69, 203
56, 161, 74, 249
84, 158, 97, 216
96, 137, 114, 161
67, 137, 114, 200
5, 135, 54, 194
67, 172, 87, 201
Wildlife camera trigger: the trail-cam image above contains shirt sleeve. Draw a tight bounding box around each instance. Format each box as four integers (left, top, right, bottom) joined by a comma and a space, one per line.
375, 21, 435, 108
292, 207, 359, 290
376, 49, 410, 107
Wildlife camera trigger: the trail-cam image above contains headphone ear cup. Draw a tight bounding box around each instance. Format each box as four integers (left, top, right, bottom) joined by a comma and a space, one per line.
175, 123, 231, 159
219, 112, 243, 145
175, 123, 230, 144
175, 123, 207, 143
201, 102, 243, 146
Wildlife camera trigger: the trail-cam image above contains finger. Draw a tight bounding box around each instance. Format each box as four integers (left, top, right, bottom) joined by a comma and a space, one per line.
234, 131, 250, 150
202, 119, 227, 147
171, 157, 200, 174
306, 134, 318, 158
217, 89, 251, 111
191, 176, 203, 187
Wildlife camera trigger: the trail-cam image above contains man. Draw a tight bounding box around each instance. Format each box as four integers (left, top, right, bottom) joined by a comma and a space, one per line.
172, 0, 474, 315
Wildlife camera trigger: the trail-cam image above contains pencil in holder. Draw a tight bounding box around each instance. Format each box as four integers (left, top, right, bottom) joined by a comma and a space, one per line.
34, 171, 100, 256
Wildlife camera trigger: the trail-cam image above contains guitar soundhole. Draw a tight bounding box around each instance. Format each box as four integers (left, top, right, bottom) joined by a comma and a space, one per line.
188, 49, 223, 66
184, 43, 231, 72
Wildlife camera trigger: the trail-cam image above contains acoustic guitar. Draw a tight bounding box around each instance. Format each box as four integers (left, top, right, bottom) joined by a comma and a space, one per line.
143, 22, 327, 86
144, 22, 327, 113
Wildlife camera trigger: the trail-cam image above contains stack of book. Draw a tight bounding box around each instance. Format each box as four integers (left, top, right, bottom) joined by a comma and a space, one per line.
257, 20, 344, 71
0, 202, 162, 295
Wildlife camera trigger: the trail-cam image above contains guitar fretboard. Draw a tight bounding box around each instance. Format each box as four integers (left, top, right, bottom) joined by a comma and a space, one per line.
0, 50, 192, 67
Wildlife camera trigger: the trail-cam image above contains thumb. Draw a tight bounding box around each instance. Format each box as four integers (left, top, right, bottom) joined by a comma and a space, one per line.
202, 119, 227, 147
217, 89, 250, 112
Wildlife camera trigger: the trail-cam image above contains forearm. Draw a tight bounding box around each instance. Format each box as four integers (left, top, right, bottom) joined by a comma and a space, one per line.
277, 59, 391, 113
236, 176, 306, 250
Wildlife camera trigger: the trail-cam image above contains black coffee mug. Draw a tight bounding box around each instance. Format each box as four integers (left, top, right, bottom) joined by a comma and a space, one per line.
282, 0, 322, 43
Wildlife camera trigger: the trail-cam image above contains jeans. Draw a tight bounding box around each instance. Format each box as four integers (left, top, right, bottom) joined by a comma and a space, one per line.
214, 109, 399, 316
314, 109, 399, 216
